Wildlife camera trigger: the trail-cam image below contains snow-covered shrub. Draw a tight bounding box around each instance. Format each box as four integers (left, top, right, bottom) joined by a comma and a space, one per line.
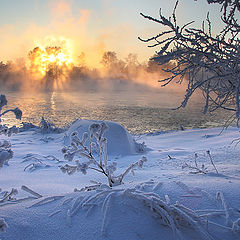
0, 94, 22, 168
39, 117, 63, 134
134, 139, 147, 153
60, 122, 147, 187
182, 151, 219, 174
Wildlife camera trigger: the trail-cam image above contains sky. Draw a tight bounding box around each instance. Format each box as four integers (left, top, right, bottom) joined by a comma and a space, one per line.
0, 0, 221, 66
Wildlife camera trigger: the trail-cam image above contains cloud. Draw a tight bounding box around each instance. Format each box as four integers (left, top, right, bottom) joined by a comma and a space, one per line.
0, 1, 91, 63
0, 0, 150, 67
49, 0, 73, 19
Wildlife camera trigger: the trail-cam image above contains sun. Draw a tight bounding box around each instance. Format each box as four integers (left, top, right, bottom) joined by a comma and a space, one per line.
27, 45, 74, 90
28, 46, 73, 76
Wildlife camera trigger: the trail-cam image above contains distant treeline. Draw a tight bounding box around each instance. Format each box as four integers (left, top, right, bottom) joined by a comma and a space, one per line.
0, 51, 175, 91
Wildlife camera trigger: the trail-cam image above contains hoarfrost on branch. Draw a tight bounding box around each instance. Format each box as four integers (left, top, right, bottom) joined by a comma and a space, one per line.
60, 122, 147, 187
139, 0, 240, 121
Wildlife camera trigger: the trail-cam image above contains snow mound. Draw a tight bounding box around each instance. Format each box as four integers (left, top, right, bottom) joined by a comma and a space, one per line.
2, 181, 240, 240
64, 119, 144, 156
0, 189, 173, 240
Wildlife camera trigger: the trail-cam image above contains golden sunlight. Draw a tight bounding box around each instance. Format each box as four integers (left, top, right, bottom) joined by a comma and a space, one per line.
28, 46, 73, 77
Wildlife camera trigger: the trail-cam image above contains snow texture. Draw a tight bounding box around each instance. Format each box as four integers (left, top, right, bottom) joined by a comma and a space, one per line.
0, 121, 240, 240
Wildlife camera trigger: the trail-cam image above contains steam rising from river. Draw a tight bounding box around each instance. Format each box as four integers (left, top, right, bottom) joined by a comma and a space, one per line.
0, 47, 185, 93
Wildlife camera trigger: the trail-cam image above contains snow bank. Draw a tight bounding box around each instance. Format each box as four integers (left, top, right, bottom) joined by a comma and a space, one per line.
1, 125, 240, 240
63, 119, 143, 156
2, 181, 240, 240
0, 189, 172, 240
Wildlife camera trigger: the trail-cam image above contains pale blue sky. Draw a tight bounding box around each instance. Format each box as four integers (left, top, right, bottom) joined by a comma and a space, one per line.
0, 0, 221, 63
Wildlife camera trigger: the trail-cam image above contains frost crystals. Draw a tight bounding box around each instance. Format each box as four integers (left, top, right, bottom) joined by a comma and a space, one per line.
60, 122, 147, 187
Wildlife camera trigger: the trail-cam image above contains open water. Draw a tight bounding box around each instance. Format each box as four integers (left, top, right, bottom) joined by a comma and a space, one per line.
2, 89, 231, 134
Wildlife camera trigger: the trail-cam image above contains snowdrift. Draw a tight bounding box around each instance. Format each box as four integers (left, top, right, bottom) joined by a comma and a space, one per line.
63, 119, 144, 156
1, 181, 240, 240
1, 124, 240, 240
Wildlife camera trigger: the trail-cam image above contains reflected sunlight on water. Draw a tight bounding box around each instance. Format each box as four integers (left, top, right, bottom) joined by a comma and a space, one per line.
2, 90, 232, 134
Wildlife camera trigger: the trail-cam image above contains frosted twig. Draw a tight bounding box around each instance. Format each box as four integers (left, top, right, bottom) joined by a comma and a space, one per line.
101, 191, 114, 214
0, 188, 18, 203
172, 206, 215, 240
21, 185, 42, 198
22, 156, 43, 164
59, 187, 236, 239
81, 190, 113, 207
196, 209, 232, 213
101, 192, 114, 236
206, 150, 219, 174
207, 220, 232, 231
216, 191, 232, 226
61, 197, 74, 206
70, 196, 85, 217
117, 156, 147, 184
0, 201, 18, 207
232, 218, 240, 232
174, 202, 199, 221
24, 162, 51, 172
60, 123, 147, 187
27, 195, 64, 208
70, 195, 85, 211
194, 153, 198, 167
182, 162, 207, 174
49, 210, 61, 217
7, 196, 38, 204
152, 182, 163, 192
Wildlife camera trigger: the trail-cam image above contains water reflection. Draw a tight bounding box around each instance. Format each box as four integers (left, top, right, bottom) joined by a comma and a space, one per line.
1, 89, 231, 134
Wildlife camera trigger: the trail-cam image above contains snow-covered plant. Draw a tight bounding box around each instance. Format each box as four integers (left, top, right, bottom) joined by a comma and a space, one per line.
0, 141, 13, 168
134, 140, 147, 153
206, 150, 219, 174
182, 152, 207, 174
182, 162, 207, 174
182, 150, 219, 174
39, 116, 63, 134
0, 94, 22, 169
0, 188, 18, 203
139, 0, 240, 120
0, 95, 22, 123
60, 122, 147, 187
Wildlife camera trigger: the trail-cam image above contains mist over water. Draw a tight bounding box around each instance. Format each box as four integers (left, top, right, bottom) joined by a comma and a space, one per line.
2, 88, 230, 134
0, 47, 231, 133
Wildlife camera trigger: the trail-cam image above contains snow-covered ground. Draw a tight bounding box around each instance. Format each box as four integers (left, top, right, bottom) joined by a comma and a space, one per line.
1, 120, 240, 240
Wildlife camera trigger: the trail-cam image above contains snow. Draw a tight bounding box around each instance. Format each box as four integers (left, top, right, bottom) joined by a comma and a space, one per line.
1, 120, 240, 240
64, 119, 139, 156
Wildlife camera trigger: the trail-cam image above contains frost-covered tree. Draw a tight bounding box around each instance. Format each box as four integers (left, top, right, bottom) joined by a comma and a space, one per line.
139, 0, 240, 121
0, 94, 22, 168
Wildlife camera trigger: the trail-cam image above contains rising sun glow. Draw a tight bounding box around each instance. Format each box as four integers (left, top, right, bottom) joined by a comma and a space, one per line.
28, 46, 73, 76
27, 44, 74, 90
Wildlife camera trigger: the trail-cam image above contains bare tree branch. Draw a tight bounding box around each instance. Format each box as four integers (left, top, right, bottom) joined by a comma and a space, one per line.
139, 0, 240, 119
